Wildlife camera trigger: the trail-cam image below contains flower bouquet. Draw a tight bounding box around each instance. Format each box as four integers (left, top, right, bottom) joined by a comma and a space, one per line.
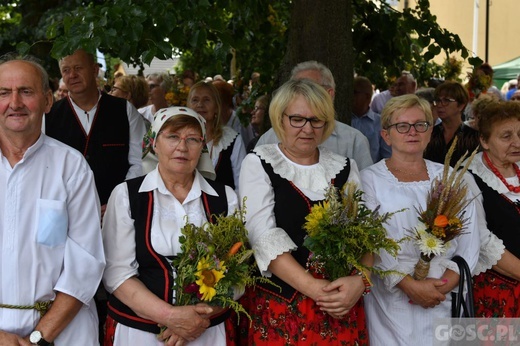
466, 67, 492, 100
411, 137, 478, 280
303, 182, 403, 282
172, 206, 267, 321
165, 81, 190, 107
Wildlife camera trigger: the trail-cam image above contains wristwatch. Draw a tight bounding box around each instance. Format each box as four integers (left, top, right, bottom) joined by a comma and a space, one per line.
29, 331, 51, 346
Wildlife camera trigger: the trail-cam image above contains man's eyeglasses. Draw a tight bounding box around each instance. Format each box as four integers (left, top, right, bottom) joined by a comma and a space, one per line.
433, 98, 457, 107
284, 114, 326, 129
159, 132, 204, 148
385, 121, 431, 133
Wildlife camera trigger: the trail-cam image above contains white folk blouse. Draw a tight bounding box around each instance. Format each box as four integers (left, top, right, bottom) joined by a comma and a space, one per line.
360, 159, 481, 345
238, 144, 361, 276
102, 168, 238, 346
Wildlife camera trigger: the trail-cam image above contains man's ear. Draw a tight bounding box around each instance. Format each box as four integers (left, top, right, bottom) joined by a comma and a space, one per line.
327, 87, 335, 101
44, 90, 54, 113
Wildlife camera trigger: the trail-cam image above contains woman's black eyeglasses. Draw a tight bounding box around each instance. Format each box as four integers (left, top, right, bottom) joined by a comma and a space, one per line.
284, 113, 326, 129
433, 98, 457, 107
385, 121, 431, 133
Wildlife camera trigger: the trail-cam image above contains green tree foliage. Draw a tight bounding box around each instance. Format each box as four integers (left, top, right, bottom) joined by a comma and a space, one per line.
1, 0, 477, 103
352, 0, 479, 88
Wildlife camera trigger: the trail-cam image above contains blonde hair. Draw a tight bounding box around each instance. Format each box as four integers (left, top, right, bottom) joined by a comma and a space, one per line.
269, 79, 335, 144
381, 94, 433, 129
116, 75, 149, 109
187, 81, 223, 144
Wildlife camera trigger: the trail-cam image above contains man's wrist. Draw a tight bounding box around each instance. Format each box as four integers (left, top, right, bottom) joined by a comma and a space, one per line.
29, 330, 51, 346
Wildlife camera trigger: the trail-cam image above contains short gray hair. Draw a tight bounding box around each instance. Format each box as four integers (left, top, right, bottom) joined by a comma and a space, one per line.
0, 53, 50, 93
146, 72, 173, 92
290, 60, 336, 91
401, 70, 416, 83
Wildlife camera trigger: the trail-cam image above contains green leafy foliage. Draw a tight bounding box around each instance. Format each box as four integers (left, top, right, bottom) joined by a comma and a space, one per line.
172, 203, 276, 322
352, 0, 472, 87
1, 0, 478, 91
303, 183, 405, 281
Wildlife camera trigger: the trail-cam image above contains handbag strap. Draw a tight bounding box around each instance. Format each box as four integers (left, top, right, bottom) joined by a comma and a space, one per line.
451, 255, 475, 318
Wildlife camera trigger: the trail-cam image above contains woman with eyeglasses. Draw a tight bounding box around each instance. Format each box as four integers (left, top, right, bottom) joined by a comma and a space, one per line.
109, 75, 149, 110
424, 81, 480, 166
102, 107, 238, 346
246, 94, 271, 152
360, 94, 480, 345
138, 72, 173, 125
234, 79, 369, 345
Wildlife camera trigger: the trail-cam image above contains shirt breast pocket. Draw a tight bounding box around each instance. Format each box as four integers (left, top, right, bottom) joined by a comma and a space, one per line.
36, 199, 68, 247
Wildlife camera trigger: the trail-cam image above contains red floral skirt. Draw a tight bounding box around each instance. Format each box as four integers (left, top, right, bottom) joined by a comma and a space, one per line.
473, 270, 520, 317
226, 285, 368, 346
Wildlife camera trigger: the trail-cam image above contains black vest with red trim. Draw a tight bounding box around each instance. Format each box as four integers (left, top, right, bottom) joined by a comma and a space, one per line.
470, 171, 520, 259
45, 94, 130, 205
107, 175, 229, 334
255, 156, 351, 302
215, 135, 236, 190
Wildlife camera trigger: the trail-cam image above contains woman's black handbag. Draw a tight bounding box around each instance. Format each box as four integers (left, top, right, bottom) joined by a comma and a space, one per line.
451, 255, 475, 318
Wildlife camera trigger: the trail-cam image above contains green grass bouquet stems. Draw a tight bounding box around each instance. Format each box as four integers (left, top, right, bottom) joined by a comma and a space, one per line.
303, 182, 403, 283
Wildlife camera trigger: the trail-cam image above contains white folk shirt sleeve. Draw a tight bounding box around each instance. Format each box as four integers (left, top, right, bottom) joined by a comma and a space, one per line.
126, 101, 146, 180
230, 134, 246, 192
0, 134, 105, 344
238, 153, 297, 276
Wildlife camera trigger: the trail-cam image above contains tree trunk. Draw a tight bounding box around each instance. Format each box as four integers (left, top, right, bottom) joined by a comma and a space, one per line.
281, 0, 353, 124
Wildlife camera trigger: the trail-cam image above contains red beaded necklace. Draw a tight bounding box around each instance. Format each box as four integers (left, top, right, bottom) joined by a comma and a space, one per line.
483, 151, 520, 193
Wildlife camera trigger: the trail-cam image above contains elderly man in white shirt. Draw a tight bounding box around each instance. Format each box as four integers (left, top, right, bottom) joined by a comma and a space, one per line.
0, 56, 105, 345
255, 60, 373, 170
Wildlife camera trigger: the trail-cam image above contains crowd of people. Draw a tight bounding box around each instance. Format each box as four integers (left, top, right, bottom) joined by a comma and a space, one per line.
1, 49, 519, 346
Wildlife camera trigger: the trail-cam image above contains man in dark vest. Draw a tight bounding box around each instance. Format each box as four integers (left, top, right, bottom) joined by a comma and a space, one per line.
45, 49, 145, 211
44, 49, 145, 342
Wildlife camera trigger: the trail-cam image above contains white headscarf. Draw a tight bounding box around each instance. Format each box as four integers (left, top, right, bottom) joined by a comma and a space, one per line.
144, 106, 216, 180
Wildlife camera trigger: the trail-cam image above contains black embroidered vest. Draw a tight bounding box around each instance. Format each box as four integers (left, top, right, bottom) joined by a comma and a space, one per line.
45, 94, 130, 204
255, 157, 351, 302
471, 171, 520, 259
107, 175, 228, 333
215, 136, 237, 190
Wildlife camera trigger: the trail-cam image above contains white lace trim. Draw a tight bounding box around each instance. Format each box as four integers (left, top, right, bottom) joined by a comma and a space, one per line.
474, 232, 505, 275
219, 126, 238, 151
253, 144, 347, 192
468, 153, 510, 194
381, 159, 442, 187
251, 227, 298, 277
206, 126, 239, 160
